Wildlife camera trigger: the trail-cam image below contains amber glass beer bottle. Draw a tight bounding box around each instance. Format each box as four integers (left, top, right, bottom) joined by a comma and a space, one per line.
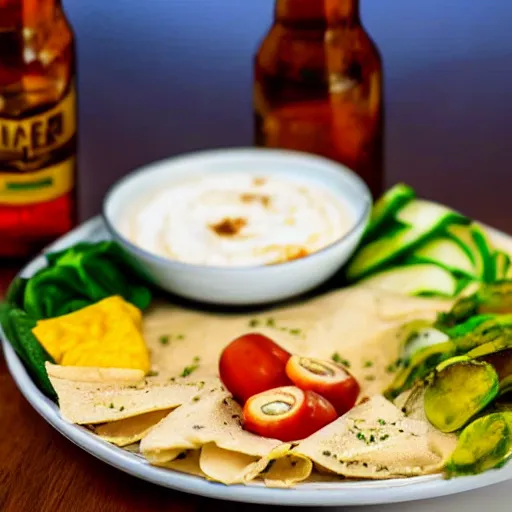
254, 0, 383, 197
0, 0, 77, 258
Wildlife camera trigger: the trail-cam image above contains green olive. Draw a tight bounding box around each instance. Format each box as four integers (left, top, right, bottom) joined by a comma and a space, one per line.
424, 358, 499, 433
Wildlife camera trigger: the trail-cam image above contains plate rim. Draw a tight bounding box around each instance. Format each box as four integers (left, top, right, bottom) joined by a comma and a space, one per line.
2, 215, 512, 507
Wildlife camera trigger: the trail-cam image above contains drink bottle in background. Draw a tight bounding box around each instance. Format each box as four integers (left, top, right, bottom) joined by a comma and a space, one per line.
254, 0, 383, 197
0, 0, 77, 258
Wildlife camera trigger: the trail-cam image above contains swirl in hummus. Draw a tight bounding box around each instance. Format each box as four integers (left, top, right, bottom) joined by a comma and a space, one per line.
125, 174, 353, 267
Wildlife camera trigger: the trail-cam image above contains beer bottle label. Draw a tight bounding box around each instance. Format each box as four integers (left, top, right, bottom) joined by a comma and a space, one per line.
0, 81, 76, 205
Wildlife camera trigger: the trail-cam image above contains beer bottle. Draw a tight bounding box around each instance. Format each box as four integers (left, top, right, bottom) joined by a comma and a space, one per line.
0, 0, 77, 258
254, 0, 383, 197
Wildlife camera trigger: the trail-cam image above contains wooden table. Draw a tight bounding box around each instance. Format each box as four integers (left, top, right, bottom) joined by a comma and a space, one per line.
2, 1, 512, 510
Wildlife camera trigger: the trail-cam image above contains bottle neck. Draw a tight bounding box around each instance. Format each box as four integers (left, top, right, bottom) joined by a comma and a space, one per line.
275, 0, 359, 25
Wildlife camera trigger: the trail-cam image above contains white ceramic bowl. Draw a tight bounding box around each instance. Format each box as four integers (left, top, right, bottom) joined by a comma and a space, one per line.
103, 148, 372, 305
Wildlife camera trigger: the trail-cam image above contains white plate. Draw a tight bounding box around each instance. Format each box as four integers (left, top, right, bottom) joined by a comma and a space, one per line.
2, 216, 512, 507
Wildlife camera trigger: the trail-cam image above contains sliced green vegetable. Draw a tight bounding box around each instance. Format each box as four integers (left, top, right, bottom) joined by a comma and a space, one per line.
453, 316, 512, 354
437, 281, 512, 328
0, 306, 56, 398
472, 225, 495, 283
347, 200, 469, 281
492, 251, 511, 281
408, 237, 477, 278
500, 375, 512, 396
446, 413, 512, 477
359, 264, 458, 297
446, 224, 483, 275
424, 358, 499, 432
438, 314, 497, 338
401, 327, 450, 364
385, 340, 458, 400
363, 183, 416, 242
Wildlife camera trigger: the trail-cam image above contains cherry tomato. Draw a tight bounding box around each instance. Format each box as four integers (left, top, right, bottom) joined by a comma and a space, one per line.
242, 386, 338, 441
219, 333, 291, 403
285, 355, 360, 415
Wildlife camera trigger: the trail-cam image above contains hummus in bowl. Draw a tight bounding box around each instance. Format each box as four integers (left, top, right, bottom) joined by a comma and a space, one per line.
125, 173, 354, 267
103, 148, 371, 305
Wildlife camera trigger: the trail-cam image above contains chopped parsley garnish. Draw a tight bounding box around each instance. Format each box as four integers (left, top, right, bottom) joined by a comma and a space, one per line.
378, 419, 386, 426
193, 356, 201, 363
369, 434, 376, 443
109, 403, 114, 409
289, 328, 302, 336
177, 334, 185, 340
192, 396, 200, 402
380, 434, 389, 441
120, 406, 125, 412
322, 450, 332, 457
364, 361, 373, 368
266, 317, 276, 327
181, 361, 200, 377
249, 319, 260, 327
159, 335, 170, 345
331, 352, 350, 367
147, 370, 159, 377
356, 432, 366, 441
365, 375, 376, 381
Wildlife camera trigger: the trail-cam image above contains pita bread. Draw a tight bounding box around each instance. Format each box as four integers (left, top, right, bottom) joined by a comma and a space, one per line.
140, 389, 281, 475
47, 362, 220, 424
48, 286, 460, 486
94, 409, 172, 446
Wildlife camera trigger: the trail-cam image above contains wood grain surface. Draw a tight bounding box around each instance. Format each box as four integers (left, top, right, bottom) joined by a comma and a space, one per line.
1, 1, 512, 511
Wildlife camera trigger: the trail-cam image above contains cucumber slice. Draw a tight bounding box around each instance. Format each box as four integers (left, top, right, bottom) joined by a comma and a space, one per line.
472, 225, 495, 283
363, 183, 416, 242
359, 264, 458, 296
446, 225, 484, 277
347, 200, 469, 280
493, 251, 511, 281
409, 237, 477, 278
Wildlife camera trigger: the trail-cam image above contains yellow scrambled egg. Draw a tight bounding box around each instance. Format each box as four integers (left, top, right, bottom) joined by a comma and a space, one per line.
32, 296, 150, 373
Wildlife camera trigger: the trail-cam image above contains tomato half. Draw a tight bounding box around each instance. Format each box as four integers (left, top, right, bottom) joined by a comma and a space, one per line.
219, 333, 291, 403
242, 386, 338, 441
285, 355, 360, 415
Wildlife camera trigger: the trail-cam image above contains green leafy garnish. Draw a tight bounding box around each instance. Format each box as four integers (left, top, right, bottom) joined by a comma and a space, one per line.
332, 352, 351, 367
159, 335, 170, 345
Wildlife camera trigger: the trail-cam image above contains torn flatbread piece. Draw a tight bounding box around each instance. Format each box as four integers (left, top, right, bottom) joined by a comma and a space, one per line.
94, 409, 172, 446
140, 389, 282, 484
160, 450, 206, 478
245, 396, 456, 485
243, 443, 314, 488
297, 395, 456, 480
47, 362, 218, 424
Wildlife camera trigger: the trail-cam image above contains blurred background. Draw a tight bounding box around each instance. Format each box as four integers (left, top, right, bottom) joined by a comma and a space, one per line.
66, 0, 512, 227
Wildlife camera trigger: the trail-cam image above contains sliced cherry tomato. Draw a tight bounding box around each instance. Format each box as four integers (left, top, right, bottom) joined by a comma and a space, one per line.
243, 386, 337, 441
219, 333, 291, 403
285, 355, 360, 415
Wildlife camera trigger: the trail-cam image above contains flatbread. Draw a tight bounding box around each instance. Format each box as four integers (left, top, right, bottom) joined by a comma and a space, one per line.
140, 389, 282, 483
94, 409, 172, 446
143, 286, 450, 396
47, 362, 221, 424
48, 286, 459, 486
247, 396, 456, 484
